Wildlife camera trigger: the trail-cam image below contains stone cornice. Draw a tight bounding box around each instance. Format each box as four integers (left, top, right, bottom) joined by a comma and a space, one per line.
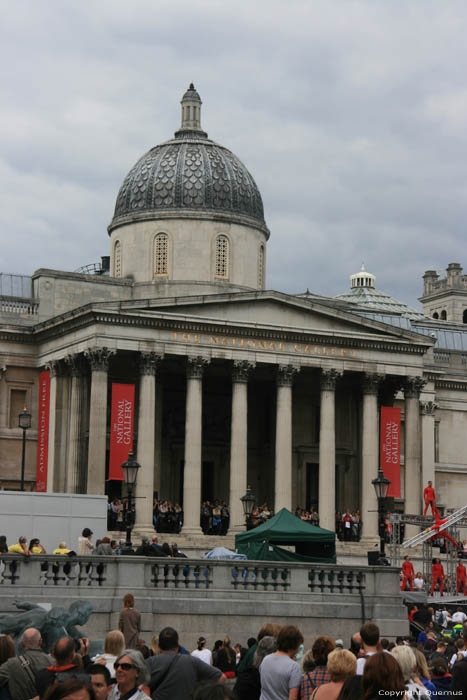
108, 208, 270, 238
30, 306, 431, 357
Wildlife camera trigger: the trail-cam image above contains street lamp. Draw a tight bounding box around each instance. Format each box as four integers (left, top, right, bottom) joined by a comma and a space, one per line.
18, 407, 32, 491
121, 451, 140, 553
240, 486, 255, 530
372, 468, 391, 557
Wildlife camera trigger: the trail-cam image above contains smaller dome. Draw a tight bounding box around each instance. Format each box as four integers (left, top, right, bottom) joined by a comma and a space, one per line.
182, 83, 201, 102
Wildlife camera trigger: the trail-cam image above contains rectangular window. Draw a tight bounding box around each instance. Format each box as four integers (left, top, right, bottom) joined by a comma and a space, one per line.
9, 389, 27, 428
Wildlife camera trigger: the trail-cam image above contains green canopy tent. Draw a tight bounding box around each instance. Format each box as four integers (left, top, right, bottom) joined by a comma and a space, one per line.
235, 508, 336, 563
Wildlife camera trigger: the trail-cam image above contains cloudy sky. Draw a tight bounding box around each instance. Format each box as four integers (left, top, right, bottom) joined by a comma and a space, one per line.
1, 1, 466, 307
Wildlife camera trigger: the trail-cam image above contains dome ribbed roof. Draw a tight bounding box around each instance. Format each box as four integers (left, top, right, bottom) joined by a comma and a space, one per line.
110, 86, 268, 235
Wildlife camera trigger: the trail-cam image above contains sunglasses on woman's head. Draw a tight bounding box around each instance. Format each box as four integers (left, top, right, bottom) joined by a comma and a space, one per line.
114, 662, 137, 670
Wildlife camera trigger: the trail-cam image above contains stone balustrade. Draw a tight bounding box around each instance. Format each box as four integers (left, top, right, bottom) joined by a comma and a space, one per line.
0, 555, 408, 646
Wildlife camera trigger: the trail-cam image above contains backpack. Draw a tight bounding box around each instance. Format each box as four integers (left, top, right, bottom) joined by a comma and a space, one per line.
435, 610, 444, 625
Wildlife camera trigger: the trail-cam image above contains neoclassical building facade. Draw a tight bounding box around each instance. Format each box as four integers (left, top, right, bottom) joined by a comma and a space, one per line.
1, 85, 466, 538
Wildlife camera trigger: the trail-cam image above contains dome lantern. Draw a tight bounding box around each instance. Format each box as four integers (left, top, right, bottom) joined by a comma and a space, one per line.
350, 263, 376, 289
175, 83, 208, 138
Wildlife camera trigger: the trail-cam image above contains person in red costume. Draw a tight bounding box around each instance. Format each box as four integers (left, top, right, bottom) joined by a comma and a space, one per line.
457, 559, 467, 596
401, 555, 415, 591
424, 480, 438, 516
431, 558, 445, 596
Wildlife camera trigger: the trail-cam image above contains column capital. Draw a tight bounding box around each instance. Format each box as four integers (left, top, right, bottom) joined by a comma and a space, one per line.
320, 368, 341, 391
420, 400, 437, 416
84, 347, 115, 372
362, 372, 384, 395
276, 364, 300, 387
232, 360, 255, 383
139, 352, 163, 376
44, 359, 63, 377
64, 353, 84, 377
186, 356, 210, 380
404, 376, 426, 399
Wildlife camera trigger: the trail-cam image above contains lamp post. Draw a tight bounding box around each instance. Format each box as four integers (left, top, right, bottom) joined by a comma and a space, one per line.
18, 407, 32, 491
240, 486, 255, 530
372, 468, 391, 557
121, 451, 140, 553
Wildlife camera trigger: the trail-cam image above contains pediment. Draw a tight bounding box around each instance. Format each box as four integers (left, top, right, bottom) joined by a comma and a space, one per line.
115, 291, 432, 346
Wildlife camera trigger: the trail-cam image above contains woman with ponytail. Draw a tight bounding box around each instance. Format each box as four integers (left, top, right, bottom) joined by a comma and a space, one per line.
216, 637, 237, 677
192, 636, 213, 665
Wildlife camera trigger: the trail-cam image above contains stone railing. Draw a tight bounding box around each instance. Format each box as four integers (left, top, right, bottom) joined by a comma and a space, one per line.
0, 555, 395, 597
0, 296, 39, 316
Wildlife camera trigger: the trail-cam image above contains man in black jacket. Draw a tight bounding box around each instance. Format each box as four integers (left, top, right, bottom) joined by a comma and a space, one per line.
35, 636, 90, 698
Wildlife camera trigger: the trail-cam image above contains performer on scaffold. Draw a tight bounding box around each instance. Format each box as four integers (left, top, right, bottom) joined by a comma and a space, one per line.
431, 557, 445, 596
401, 555, 415, 591
457, 558, 467, 596
423, 480, 438, 516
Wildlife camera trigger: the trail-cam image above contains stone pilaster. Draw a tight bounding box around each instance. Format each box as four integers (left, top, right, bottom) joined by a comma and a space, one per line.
420, 399, 437, 499
44, 360, 61, 493
84, 347, 115, 495
318, 368, 341, 531
135, 352, 163, 530
404, 377, 426, 523
183, 356, 209, 533
230, 361, 255, 531
274, 364, 299, 512
361, 373, 384, 539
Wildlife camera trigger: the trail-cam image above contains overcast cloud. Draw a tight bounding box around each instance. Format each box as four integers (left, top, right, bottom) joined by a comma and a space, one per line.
1, 0, 466, 308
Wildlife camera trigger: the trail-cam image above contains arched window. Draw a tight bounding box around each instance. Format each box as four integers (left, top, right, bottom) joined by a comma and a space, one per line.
463, 309, 467, 324
433, 312, 439, 320
440, 310, 447, 320
114, 241, 122, 278
154, 233, 169, 277
215, 235, 229, 279
258, 245, 265, 289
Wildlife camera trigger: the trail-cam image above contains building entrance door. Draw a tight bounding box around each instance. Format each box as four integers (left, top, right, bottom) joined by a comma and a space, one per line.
202, 461, 214, 502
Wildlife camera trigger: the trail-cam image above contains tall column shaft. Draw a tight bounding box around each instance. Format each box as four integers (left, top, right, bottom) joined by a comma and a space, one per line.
183, 357, 208, 533
65, 355, 83, 493
85, 348, 114, 495
135, 353, 162, 529
319, 369, 340, 531
405, 377, 425, 516
230, 361, 254, 530
45, 361, 60, 493
274, 365, 298, 513
421, 401, 437, 489
360, 374, 383, 539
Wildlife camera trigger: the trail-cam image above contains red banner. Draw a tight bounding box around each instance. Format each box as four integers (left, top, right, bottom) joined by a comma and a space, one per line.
36, 370, 50, 492
380, 406, 401, 498
109, 383, 135, 480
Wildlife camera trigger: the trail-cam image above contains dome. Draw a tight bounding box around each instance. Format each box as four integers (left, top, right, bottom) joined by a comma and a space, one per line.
109, 85, 269, 237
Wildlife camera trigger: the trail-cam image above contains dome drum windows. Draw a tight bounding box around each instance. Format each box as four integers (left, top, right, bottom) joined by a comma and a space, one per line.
114, 241, 122, 278
154, 233, 169, 277
258, 244, 265, 289
215, 235, 230, 280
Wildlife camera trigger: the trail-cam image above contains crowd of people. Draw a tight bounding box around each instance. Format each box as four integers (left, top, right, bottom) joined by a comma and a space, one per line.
0, 531, 187, 559
3, 602, 467, 699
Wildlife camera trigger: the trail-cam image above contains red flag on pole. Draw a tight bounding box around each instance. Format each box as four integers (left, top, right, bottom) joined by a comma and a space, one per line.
380, 406, 401, 498
109, 383, 135, 480
36, 370, 50, 492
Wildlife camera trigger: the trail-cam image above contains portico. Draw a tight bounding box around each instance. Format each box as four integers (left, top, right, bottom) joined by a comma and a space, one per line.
37, 291, 432, 536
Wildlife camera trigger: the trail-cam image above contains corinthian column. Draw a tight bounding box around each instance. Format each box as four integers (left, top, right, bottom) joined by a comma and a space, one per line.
275, 364, 299, 513
319, 369, 341, 531
230, 360, 255, 531
404, 377, 425, 518
361, 373, 384, 539
45, 360, 61, 493
135, 352, 163, 530
64, 354, 84, 493
84, 347, 115, 495
182, 356, 209, 533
